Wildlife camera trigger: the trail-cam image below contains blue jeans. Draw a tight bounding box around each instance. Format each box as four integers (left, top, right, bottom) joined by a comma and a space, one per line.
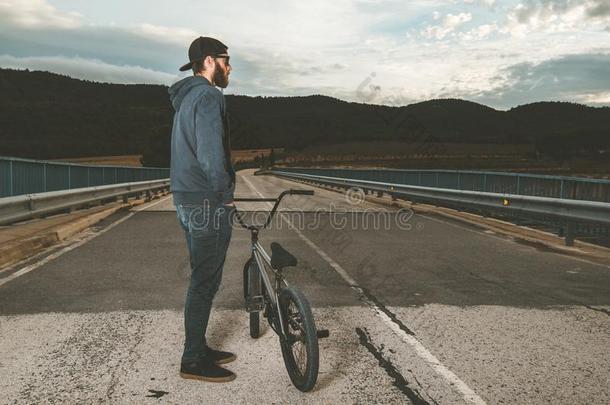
175, 199, 234, 363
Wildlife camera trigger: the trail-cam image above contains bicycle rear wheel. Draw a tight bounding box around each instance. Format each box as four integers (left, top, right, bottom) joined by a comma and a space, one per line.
278, 286, 319, 392
243, 257, 261, 338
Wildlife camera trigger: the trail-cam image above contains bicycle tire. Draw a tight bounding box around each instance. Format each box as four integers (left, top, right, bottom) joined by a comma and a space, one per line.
243, 258, 261, 338
278, 286, 319, 392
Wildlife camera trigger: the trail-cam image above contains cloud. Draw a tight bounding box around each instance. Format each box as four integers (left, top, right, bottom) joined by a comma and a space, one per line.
223, 47, 352, 96
0, 54, 176, 85
463, 0, 495, 7
299, 63, 348, 76
501, 0, 610, 36
0, 0, 608, 110
0, 0, 82, 29
467, 53, 610, 108
0, 0, 386, 89
578, 91, 610, 105
459, 22, 499, 40
0, 24, 188, 74
587, 1, 610, 17
421, 12, 472, 39
129, 24, 201, 47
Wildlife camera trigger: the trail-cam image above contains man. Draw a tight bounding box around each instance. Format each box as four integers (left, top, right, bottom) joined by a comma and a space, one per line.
169, 36, 237, 383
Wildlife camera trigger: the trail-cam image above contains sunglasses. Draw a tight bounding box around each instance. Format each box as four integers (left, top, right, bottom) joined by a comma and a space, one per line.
213, 55, 231, 66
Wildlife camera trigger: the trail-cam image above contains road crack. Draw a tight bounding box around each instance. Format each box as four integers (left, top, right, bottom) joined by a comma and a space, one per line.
585, 305, 610, 317
356, 327, 433, 405
356, 286, 416, 336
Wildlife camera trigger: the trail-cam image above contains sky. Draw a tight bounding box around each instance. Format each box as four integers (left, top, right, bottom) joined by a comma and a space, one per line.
0, 0, 609, 110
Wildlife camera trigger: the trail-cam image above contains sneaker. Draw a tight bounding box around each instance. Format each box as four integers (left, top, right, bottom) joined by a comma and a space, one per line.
180, 357, 236, 383
204, 346, 237, 365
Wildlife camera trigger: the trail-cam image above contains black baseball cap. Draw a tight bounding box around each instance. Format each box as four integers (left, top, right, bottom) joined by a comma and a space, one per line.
179, 36, 228, 72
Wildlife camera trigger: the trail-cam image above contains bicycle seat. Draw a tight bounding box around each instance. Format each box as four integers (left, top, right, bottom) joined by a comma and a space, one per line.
270, 242, 298, 269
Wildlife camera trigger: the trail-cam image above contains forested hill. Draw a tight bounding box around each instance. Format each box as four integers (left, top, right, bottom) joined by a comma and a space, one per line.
1, 68, 608, 164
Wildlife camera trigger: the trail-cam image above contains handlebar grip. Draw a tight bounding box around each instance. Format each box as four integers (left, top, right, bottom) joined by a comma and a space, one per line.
290, 189, 314, 195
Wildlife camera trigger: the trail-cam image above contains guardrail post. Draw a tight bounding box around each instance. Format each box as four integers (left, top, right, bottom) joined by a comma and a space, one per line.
483, 173, 487, 192
564, 222, 575, 246
560, 179, 564, 199
68, 165, 71, 189
516, 175, 521, 195
9, 159, 14, 196
43, 163, 47, 192
457, 172, 461, 190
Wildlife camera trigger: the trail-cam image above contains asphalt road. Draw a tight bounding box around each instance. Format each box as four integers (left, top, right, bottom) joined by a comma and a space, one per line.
0, 169, 608, 404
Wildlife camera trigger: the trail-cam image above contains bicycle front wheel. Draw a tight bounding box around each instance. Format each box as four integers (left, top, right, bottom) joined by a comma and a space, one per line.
243, 257, 261, 338
278, 286, 319, 392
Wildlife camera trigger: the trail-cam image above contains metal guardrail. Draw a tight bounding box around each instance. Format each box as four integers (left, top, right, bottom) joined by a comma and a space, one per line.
271, 167, 610, 203
269, 169, 610, 246
0, 179, 169, 226
0, 156, 170, 198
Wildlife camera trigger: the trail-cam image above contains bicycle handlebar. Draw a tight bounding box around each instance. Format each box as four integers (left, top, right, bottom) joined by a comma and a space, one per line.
233, 189, 314, 230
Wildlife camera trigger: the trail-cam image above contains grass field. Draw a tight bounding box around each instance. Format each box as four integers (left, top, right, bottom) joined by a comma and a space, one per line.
232, 148, 284, 162
278, 142, 609, 179
49, 149, 284, 167
294, 141, 535, 157
47, 142, 608, 179
51, 155, 144, 167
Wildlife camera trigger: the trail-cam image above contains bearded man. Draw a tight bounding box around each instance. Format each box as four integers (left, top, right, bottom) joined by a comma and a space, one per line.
169, 36, 237, 383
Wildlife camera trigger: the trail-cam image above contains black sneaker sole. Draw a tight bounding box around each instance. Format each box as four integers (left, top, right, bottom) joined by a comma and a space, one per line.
179, 372, 236, 383
215, 353, 237, 365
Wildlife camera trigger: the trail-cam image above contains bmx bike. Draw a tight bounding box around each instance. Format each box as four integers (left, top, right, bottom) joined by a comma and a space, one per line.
233, 189, 329, 392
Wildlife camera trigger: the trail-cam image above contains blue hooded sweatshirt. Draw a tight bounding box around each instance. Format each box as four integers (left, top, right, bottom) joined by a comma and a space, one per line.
169, 76, 235, 205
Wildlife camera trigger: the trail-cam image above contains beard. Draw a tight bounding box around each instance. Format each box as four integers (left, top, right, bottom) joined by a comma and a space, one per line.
213, 64, 229, 88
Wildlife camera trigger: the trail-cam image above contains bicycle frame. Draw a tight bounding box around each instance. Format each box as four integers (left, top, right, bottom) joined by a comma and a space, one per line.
234, 189, 328, 392
234, 189, 314, 339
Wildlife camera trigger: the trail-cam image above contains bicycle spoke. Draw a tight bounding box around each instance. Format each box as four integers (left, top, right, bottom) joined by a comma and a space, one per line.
284, 300, 308, 376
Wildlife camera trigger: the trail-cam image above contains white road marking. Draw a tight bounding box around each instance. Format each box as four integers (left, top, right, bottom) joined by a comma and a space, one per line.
0, 195, 172, 288
131, 194, 173, 212
240, 173, 487, 405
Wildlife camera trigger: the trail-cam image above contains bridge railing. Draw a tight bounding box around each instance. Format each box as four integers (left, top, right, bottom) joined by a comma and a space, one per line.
270, 167, 610, 203
0, 179, 170, 226
0, 156, 170, 198
267, 167, 610, 246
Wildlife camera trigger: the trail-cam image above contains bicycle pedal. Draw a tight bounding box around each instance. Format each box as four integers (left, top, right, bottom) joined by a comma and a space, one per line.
317, 329, 330, 339
246, 295, 265, 312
